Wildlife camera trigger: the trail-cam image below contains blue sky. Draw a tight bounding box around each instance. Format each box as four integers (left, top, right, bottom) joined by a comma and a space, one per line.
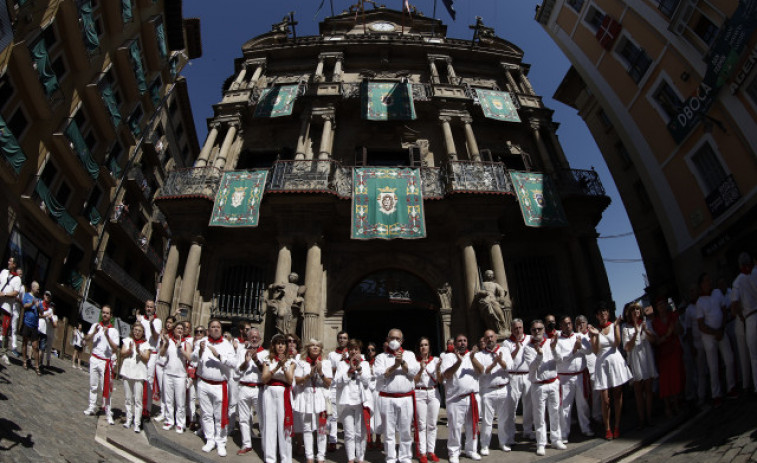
182, 0, 646, 313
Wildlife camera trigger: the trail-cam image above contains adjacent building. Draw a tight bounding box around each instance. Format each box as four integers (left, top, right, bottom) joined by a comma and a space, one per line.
0, 0, 201, 337
536, 0, 757, 298
157, 7, 613, 350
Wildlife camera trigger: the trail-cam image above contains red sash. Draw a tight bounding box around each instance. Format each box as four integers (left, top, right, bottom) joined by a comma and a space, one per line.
380, 391, 419, 451
92, 353, 113, 399
363, 407, 372, 443
319, 411, 328, 435
558, 369, 591, 400
269, 380, 294, 437
200, 376, 229, 427
536, 376, 558, 385
470, 392, 480, 436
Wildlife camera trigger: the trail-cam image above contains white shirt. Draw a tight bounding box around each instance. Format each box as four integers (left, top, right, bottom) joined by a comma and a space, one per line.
684, 303, 702, 340
72, 329, 84, 347
293, 357, 332, 413
555, 332, 589, 374
38, 307, 53, 334
191, 337, 235, 382
732, 272, 757, 316
505, 334, 532, 373
474, 345, 513, 390
622, 321, 654, 349
237, 346, 268, 384
0, 269, 22, 315
140, 315, 163, 351
373, 349, 420, 394
415, 356, 440, 389
441, 351, 479, 399
334, 359, 371, 407
696, 295, 724, 331
524, 339, 560, 384
89, 322, 120, 359
121, 337, 152, 380
328, 348, 349, 373
264, 356, 295, 384
163, 337, 189, 377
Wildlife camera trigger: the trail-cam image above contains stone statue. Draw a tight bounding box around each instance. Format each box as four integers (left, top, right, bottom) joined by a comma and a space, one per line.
475, 270, 508, 334
265, 272, 306, 336
506, 140, 533, 171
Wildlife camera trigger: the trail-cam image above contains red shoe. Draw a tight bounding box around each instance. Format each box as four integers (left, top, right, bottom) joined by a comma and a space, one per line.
613, 427, 620, 439
237, 447, 253, 455
428, 454, 440, 462
420, 456, 428, 463
605, 430, 613, 440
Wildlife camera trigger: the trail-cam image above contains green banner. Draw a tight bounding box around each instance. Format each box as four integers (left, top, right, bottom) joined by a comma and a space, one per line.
30, 39, 59, 96
129, 41, 147, 94
101, 82, 122, 128
254, 85, 298, 118
64, 120, 100, 179
34, 180, 77, 235
155, 22, 167, 59
209, 170, 268, 227
80, 1, 99, 52
351, 167, 426, 240
362, 82, 416, 121
121, 0, 132, 22
476, 89, 521, 123
509, 171, 568, 228
0, 114, 27, 174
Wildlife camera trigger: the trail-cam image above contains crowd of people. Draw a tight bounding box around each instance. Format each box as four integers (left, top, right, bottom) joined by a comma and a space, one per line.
3, 249, 757, 461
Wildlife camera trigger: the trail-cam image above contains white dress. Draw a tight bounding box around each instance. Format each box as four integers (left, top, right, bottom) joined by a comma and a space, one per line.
622, 322, 658, 382
594, 327, 632, 390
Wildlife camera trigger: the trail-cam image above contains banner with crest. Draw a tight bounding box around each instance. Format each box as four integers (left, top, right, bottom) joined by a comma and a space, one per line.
362, 82, 417, 121
254, 84, 299, 118
209, 170, 268, 227
351, 167, 426, 240
475, 89, 521, 123
509, 171, 568, 228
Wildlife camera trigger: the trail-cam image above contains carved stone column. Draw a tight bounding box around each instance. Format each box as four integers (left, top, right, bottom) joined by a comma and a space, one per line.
460, 240, 479, 336
314, 58, 325, 82
519, 68, 536, 96
429, 59, 440, 84
213, 122, 239, 170
462, 117, 481, 162
249, 62, 265, 86
178, 238, 203, 316
502, 66, 520, 94
333, 57, 343, 81
440, 116, 457, 160
530, 119, 555, 174
303, 238, 323, 341
317, 115, 334, 160
489, 241, 513, 333
274, 240, 293, 285
230, 64, 248, 91
295, 114, 311, 160
194, 123, 219, 167
445, 58, 457, 83
157, 243, 180, 319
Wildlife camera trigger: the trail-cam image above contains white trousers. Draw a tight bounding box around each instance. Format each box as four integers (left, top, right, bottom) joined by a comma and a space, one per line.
445, 394, 478, 458
733, 318, 751, 390
238, 384, 262, 449
300, 411, 327, 461
531, 380, 561, 447
372, 389, 383, 435
328, 385, 338, 444
198, 380, 228, 445
123, 378, 144, 425
701, 333, 735, 398
156, 363, 166, 415
415, 388, 440, 454
480, 386, 509, 449
88, 356, 111, 413
504, 374, 532, 442
146, 353, 158, 413
341, 404, 366, 462
559, 373, 591, 439
188, 378, 198, 423
10, 306, 19, 350
164, 374, 187, 427
746, 314, 757, 393
381, 395, 414, 463
263, 385, 292, 463
228, 377, 240, 432
692, 339, 708, 400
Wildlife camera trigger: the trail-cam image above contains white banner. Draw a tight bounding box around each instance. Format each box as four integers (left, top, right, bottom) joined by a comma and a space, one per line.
115, 318, 131, 339
80, 301, 101, 325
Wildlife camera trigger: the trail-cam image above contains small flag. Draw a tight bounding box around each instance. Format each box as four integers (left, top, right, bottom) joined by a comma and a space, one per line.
404, 0, 410, 12
442, 0, 456, 20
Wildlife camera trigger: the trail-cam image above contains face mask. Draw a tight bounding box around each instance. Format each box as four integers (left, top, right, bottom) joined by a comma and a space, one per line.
388, 340, 401, 351
446, 344, 455, 353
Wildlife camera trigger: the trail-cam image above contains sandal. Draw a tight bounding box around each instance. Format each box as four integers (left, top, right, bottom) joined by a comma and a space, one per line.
35, 367, 41, 376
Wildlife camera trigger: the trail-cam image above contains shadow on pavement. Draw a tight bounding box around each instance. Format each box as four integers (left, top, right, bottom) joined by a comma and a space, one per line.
0, 418, 34, 451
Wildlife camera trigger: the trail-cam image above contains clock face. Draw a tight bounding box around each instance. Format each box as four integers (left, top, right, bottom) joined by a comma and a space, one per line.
370, 22, 396, 32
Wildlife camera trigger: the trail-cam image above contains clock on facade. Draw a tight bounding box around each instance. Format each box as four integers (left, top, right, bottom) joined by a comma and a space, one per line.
369, 22, 396, 32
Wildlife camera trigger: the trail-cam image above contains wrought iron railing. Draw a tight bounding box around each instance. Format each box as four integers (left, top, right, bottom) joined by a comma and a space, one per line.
446, 161, 513, 194
158, 166, 221, 199
421, 167, 445, 198
556, 168, 607, 197
128, 166, 152, 200
268, 160, 336, 193
412, 83, 433, 102
706, 174, 740, 219
100, 255, 153, 302
110, 213, 162, 268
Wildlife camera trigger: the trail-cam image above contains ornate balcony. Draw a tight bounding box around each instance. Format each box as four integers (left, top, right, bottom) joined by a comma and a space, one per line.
268, 160, 336, 194
706, 174, 741, 219
420, 167, 445, 199
556, 168, 607, 197
157, 166, 221, 200
99, 255, 154, 302
446, 161, 513, 194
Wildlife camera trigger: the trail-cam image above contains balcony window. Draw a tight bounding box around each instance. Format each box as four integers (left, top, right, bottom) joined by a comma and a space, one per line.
0, 114, 27, 173
149, 77, 161, 107
128, 41, 147, 94
121, 0, 133, 23
615, 141, 632, 168
658, 0, 680, 18
30, 37, 60, 97
64, 118, 100, 179
7, 107, 28, 141
169, 55, 179, 79
617, 37, 652, 83
34, 179, 78, 235
567, 0, 585, 13
79, 1, 100, 52
653, 80, 683, 121
585, 6, 605, 31
99, 78, 122, 128
107, 142, 123, 177
691, 142, 726, 195
693, 14, 718, 46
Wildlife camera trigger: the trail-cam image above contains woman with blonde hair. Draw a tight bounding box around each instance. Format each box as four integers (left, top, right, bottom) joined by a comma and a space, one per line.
120, 323, 152, 432
294, 338, 333, 463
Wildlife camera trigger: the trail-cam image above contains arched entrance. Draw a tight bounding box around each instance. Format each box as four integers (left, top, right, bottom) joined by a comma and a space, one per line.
342, 269, 442, 354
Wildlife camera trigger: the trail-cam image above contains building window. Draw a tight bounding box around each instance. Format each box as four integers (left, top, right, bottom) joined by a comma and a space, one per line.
7, 107, 28, 139
658, 0, 680, 18
597, 109, 612, 129
585, 6, 605, 31
617, 37, 652, 83
615, 141, 632, 168
693, 14, 718, 46
691, 142, 727, 194
567, 0, 585, 13
652, 80, 683, 120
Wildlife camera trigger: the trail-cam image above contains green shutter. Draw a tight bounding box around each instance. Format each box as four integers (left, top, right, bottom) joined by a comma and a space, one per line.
128, 110, 142, 138
34, 180, 78, 235
30, 39, 59, 96
100, 82, 122, 128
79, 1, 100, 52
88, 206, 102, 225
0, 114, 27, 174
149, 81, 161, 107
129, 41, 147, 94
121, 0, 133, 23
155, 22, 167, 59
108, 155, 122, 178
64, 119, 100, 179
170, 56, 179, 79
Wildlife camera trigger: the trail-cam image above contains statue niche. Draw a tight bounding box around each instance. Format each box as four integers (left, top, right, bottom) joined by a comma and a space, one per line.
265, 272, 306, 336
475, 270, 510, 336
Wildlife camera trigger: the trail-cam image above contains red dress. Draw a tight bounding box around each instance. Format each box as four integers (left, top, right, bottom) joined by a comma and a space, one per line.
652, 311, 685, 398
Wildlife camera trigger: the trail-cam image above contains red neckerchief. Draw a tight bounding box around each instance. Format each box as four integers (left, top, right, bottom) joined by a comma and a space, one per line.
537, 338, 548, 347
207, 337, 223, 345
600, 321, 613, 329
100, 322, 113, 329
169, 334, 178, 343
635, 319, 644, 327
546, 329, 556, 338
274, 354, 287, 362
580, 330, 589, 336
417, 355, 435, 363
457, 349, 470, 355
446, 345, 455, 353
485, 346, 499, 354
509, 334, 525, 343
305, 355, 322, 365
237, 336, 245, 344
247, 345, 264, 353
134, 339, 146, 345
561, 332, 573, 338
335, 347, 346, 354
368, 357, 375, 366
10, 271, 18, 277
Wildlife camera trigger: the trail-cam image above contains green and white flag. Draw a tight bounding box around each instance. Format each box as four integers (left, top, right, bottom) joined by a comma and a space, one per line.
362, 82, 416, 121
254, 85, 299, 118
510, 171, 567, 227
476, 89, 520, 123
209, 170, 268, 227
351, 167, 426, 240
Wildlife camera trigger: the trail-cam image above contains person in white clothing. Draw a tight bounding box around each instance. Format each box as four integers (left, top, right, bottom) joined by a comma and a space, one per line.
696, 272, 737, 404
373, 328, 420, 463
72, 322, 85, 370
524, 320, 567, 456
334, 339, 371, 463
160, 322, 192, 432
475, 329, 517, 455
327, 330, 349, 452
730, 252, 757, 394
413, 337, 441, 463
442, 334, 482, 463
10, 268, 24, 356
294, 338, 332, 463
83, 305, 121, 424
228, 321, 251, 435
42, 301, 58, 367
0, 257, 22, 365
622, 303, 658, 427
555, 316, 594, 442
188, 324, 205, 431
365, 342, 383, 450
683, 285, 708, 404
236, 327, 267, 456
120, 323, 151, 432
261, 334, 297, 463
503, 318, 534, 443
575, 315, 601, 423
138, 300, 163, 419
153, 316, 176, 422
191, 319, 236, 457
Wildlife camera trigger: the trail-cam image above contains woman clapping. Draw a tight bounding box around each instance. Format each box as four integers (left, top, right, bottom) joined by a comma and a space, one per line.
334, 339, 372, 463
294, 339, 333, 463
262, 334, 297, 463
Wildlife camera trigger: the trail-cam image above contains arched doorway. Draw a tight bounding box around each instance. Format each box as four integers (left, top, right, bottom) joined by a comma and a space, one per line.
342, 269, 442, 354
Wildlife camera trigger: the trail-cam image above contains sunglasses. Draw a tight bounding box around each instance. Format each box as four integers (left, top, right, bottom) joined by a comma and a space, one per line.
287, 340, 297, 344
195, 330, 205, 334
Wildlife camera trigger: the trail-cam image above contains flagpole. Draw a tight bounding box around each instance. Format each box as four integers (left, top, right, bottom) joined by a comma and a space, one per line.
362, 0, 367, 34
330, 0, 334, 16
401, 0, 405, 34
